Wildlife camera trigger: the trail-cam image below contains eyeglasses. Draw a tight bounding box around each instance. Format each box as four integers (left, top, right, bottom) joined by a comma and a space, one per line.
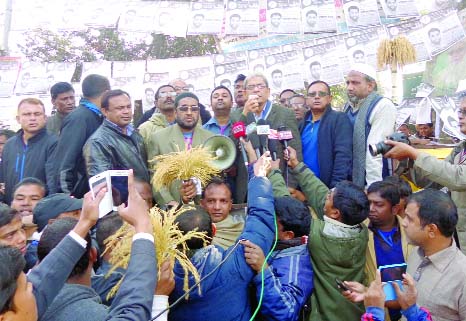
307, 91, 329, 98
291, 103, 305, 108
174, 86, 191, 92
159, 92, 177, 98
177, 105, 200, 112
457, 109, 466, 117
246, 84, 267, 90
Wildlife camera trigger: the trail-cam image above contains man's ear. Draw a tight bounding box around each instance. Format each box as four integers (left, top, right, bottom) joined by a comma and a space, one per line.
392, 204, 401, 216
426, 223, 438, 239
282, 230, 295, 240
327, 207, 341, 221
211, 223, 216, 237
89, 247, 98, 264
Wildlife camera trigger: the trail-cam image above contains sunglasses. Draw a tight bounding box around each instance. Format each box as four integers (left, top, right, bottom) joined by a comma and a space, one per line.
307, 91, 329, 98
177, 105, 200, 112
159, 92, 177, 98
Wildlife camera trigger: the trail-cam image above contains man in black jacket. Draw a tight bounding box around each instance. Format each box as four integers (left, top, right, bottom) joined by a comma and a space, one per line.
83, 89, 150, 183
55, 74, 111, 198
0, 98, 57, 204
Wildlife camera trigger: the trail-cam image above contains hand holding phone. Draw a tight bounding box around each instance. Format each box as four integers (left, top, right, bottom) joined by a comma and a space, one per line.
335, 278, 349, 292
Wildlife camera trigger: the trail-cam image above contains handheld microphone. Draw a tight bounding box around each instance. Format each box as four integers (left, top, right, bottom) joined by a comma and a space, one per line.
246, 112, 256, 125
268, 138, 278, 161
249, 131, 261, 159
277, 125, 293, 149
232, 122, 249, 167
246, 122, 257, 136
257, 119, 270, 154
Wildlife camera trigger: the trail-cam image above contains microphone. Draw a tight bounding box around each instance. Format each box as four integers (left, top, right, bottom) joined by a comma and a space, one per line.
232, 122, 249, 167
277, 125, 293, 149
248, 131, 261, 159
246, 111, 256, 125
257, 119, 270, 155
268, 138, 278, 161
246, 122, 257, 136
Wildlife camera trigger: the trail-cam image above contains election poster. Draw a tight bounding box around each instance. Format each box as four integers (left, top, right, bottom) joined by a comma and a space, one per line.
265, 50, 304, 93
225, 0, 261, 36
342, 0, 381, 30
266, 0, 301, 34
0, 57, 21, 98
302, 40, 343, 85
187, 0, 224, 35
301, 0, 338, 33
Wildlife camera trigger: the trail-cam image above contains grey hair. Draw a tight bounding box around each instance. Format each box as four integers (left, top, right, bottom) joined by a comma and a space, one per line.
244, 73, 269, 89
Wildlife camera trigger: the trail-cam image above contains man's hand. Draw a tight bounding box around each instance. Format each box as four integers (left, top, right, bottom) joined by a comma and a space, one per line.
240, 137, 257, 163
383, 140, 420, 160
73, 188, 107, 238
284, 146, 299, 169
242, 240, 266, 273
253, 151, 272, 177
341, 281, 366, 303
242, 95, 260, 116
364, 270, 385, 308
289, 187, 307, 202
155, 260, 175, 295
393, 273, 417, 310
180, 179, 197, 204
118, 169, 152, 234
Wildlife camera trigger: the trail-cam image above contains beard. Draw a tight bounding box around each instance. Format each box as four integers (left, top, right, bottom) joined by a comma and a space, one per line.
176, 118, 198, 130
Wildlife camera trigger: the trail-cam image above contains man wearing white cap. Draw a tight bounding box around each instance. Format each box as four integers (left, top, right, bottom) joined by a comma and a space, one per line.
343, 63, 396, 187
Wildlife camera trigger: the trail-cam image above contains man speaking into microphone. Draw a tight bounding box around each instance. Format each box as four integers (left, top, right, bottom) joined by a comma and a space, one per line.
231, 73, 302, 203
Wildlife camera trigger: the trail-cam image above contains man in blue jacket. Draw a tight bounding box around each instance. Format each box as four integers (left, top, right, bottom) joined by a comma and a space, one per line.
168, 153, 276, 321
299, 80, 352, 188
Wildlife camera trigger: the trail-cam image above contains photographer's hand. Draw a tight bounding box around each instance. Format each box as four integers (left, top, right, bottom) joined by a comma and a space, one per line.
384, 140, 420, 160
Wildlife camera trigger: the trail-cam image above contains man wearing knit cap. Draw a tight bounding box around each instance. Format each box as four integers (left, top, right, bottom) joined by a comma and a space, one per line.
343, 63, 396, 188
149, 92, 213, 208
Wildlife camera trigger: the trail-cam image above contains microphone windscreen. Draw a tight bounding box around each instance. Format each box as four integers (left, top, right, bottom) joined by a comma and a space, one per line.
249, 132, 261, 150
246, 112, 256, 125
232, 122, 246, 139
268, 138, 278, 154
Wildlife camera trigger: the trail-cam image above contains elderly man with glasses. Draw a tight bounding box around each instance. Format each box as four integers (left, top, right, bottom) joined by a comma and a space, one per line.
148, 92, 213, 208
384, 95, 466, 254
298, 80, 353, 188
230, 73, 302, 203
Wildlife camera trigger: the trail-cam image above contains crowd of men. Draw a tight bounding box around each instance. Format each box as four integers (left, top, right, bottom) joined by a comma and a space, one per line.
0, 61, 465, 321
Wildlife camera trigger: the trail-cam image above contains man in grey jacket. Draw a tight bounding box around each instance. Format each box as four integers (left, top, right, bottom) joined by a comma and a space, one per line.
385, 95, 466, 253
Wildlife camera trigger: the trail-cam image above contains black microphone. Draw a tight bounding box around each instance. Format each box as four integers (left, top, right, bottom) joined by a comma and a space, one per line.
257, 119, 270, 155
246, 112, 256, 125
268, 138, 278, 161
277, 125, 293, 149
249, 131, 261, 159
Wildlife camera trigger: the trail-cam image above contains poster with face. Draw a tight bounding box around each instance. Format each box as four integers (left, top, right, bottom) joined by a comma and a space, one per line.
14, 62, 49, 96
345, 27, 387, 69
141, 72, 170, 111
342, 0, 381, 30
187, 0, 224, 35
422, 11, 465, 57
153, 0, 190, 37
225, 0, 260, 36
302, 40, 343, 85
431, 96, 466, 139
266, 0, 301, 34
265, 50, 304, 92
0, 57, 21, 98
118, 1, 157, 32
301, 0, 337, 33
380, 0, 419, 18
388, 19, 431, 62
247, 46, 282, 75
214, 60, 248, 91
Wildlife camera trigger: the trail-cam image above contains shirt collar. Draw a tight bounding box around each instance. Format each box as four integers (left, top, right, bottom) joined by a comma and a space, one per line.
104, 118, 134, 136
417, 241, 458, 273
204, 117, 231, 127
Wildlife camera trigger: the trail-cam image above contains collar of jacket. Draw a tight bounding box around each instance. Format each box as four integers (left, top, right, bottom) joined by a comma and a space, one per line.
17, 127, 48, 143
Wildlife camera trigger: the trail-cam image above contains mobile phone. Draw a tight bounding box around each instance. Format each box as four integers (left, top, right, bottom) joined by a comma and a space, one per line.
379, 263, 407, 301
89, 171, 113, 218
335, 278, 349, 292
108, 170, 129, 210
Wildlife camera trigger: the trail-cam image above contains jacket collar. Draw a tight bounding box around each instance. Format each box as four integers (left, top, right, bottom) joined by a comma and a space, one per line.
18, 127, 48, 143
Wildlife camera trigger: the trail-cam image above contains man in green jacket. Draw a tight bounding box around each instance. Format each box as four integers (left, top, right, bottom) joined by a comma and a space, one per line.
269, 146, 369, 321
384, 95, 466, 253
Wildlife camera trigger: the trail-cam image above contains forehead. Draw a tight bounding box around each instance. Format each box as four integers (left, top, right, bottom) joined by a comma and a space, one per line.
346, 71, 366, 81
204, 184, 232, 199
308, 82, 328, 92
159, 86, 175, 93
0, 216, 22, 234
405, 202, 419, 218
14, 184, 45, 198
212, 88, 230, 97
18, 102, 44, 113
280, 91, 295, 99
55, 91, 75, 99
248, 76, 266, 84
290, 96, 305, 103
178, 97, 198, 105
367, 191, 388, 202
171, 80, 187, 88
108, 94, 130, 106
460, 98, 466, 109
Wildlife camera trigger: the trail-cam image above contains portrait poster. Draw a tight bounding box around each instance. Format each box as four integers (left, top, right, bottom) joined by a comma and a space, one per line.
225, 0, 260, 36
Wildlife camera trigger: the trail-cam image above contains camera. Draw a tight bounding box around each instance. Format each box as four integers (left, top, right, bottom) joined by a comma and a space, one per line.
369, 132, 410, 156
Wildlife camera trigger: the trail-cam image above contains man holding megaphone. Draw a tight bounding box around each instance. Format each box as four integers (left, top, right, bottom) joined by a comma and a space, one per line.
230, 73, 302, 203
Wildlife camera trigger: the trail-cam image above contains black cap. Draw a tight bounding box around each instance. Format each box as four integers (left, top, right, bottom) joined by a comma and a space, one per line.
33, 193, 83, 232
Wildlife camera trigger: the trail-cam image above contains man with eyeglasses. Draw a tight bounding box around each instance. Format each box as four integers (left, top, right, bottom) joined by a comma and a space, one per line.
288, 94, 307, 122
279, 89, 296, 108
169, 78, 211, 125
384, 95, 466, 254
149, 92, 213, 208
83, 90, 150, 184
230, 73, 302, 203
139, 85, 179, 152
299, 81, 352, 188
343, 63, 396, 188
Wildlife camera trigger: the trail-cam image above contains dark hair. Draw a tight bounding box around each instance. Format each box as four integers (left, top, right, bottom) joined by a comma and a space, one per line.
155, 84, 175, 100
310, 61, 321, 68
175, 207, 212, 250
272, 69, 282, 76
37, 218, 92, 277
201, 176, 232, 199
234, 74, 246, 84
271, 12, 282, 18
383, 175, 412, 199
0, 245, 25, 314
428, 28, 440, 35
274, 197, 310, 237
348, 5, 359, 11
50, 82, 74, 100
367, 181, 400, 207
353, 50, 365, 57
407, 189, 458, 237
0, 129, 15, 140
0, 207, 20, 229
101, 89, 130, 109
96, 212, 123, 253
144, 87, 154, 94
279, 89, 296, 98
13, 177, 46, 197
81, 74, 110, 99
307, 80, 331, 94
174, 92, 199, 108
307, 10, 318, 16
333, 181, 369, 226
230, 14, 241, 20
